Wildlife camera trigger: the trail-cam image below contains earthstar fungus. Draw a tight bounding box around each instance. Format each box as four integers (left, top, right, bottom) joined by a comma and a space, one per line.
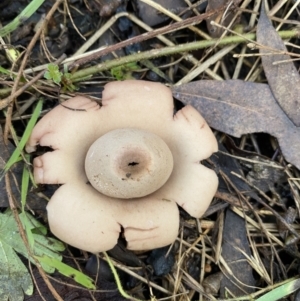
26, 80, 218, 253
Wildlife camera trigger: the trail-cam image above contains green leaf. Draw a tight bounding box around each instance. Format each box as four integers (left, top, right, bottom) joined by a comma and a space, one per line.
20, 212, 35, 251
256, 278, 300, 301
1, 99, 43, 177
18, 212, 65, 274
0, 210, 94, 291
0, 0, 46, 38
111, 62, 140, 80
44, 63, 62, 85
21, 157, 30, 211
0, 213, 33, 301
61, 72, 78, 92
0, 66, 11, 75
35, 255, 96, 289
0, 241, 33, 301
20, 155, 35, 249
0, 209, 65, 300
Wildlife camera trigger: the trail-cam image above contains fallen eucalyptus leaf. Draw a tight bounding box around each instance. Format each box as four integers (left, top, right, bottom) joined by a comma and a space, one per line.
220, 209, 255, 297
172, 80, 300, 169
257, 3, 300, 126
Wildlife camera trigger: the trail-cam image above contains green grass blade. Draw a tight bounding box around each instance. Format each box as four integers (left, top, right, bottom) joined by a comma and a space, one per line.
256, 278, 300, 301
20, 212, 35, 249
104, 252, 143, 301
2, 99, 43, 176
20, 158, 35, 248
0, 66, 11, 75
0, 0, 46, 37
21, 155, 30, 211
35, 255, 96, 289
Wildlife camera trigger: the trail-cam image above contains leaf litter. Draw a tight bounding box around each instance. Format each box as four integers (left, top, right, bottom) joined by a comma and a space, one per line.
172, 4, 300, 169
257, 2, 300, 127
0, 210, 64, 301
172, 80, 300, 169
1, 0, 300, 300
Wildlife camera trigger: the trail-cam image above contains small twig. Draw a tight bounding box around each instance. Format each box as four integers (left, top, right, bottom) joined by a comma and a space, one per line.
231, 171, 300, 240
103, 252, 143, 301
4, 0, 65, 144
5, 174, 64, 301
211, 20, 300, 55
60, 103, 86, 111
69, 2, 240, 70
101, 253, 172, 295
0, 54, 66, 111
69, 29, 298, 82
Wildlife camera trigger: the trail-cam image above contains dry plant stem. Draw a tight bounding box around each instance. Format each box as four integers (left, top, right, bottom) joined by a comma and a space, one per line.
69, 3, 239, 70
220, 171, 285, 247
5, 174, 64, 301
4, 0, 64, 144
276, 0, 300, 31
70, 29, 298, 82
212, 20, 300, 58
173, 229, 184, 295
73, 11, 221, 80
76, 12, 222, 80
187, 219, 300, 232
100, 255, 172, 295
269, 0, 288, 16
4, 1, 65, 299
232, 171, 300, 240
232, 45, 247, 79
103, 252, 143, 301
248, 0, 261, 29
215, 211, 224, 264
23, 12, 219, 79
66, 249, 97, 301
182, 269, 214, 299
218, 170, 288, 279
65, 0, 85, 41
184, 0, 202, 16
28, 260, 49, 301
0, 54, 66, 111
217, 151, 284, 169
246, 222, 272, 284
232, 206, 287, 279
176, 44, 238, 85
139, 0, 211, 39
74, 12, 178, 57
216, 277, 298, 301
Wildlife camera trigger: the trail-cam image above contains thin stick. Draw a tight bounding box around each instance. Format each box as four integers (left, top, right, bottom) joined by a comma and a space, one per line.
103, 252, 143, 301
69, 1, 240, 70
70, 29, 298, 82
4, 0, 64, 143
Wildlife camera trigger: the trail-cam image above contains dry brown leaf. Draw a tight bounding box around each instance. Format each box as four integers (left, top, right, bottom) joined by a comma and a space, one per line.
220, 209, 255, 297
257, 3, 300, 126
172, 80, 300, 169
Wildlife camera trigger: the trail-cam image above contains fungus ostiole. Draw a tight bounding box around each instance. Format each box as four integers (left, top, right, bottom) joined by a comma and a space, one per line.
85, 128, 174, 198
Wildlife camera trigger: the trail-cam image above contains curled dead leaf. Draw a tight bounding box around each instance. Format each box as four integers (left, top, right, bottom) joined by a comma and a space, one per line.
257, 3, 300, 126
172, 80, 300, 169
